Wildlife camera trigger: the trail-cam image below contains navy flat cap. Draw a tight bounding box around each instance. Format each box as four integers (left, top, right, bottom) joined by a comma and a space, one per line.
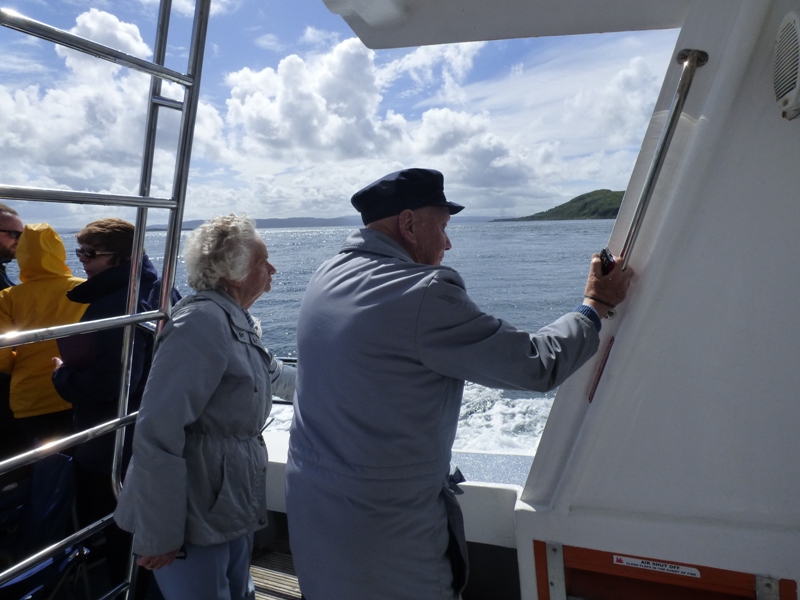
351, 168, 464, 225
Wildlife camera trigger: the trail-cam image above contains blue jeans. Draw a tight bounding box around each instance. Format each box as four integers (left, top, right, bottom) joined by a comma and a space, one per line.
154, 534, 255, 600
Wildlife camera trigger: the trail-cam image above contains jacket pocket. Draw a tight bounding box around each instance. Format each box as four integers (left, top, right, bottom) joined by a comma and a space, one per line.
209, 454, 248, 518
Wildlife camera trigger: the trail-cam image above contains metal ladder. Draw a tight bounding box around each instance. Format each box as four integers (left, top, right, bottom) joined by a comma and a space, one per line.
0, 1, 211, 597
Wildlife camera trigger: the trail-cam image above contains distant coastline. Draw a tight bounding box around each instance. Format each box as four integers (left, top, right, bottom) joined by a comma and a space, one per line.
142, 189, 623, 231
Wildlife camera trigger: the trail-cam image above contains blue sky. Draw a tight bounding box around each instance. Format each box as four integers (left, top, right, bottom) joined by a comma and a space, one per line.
0, 1, 680, 228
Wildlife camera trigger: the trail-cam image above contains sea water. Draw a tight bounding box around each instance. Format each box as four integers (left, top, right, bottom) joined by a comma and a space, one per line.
52, 219, 614, 484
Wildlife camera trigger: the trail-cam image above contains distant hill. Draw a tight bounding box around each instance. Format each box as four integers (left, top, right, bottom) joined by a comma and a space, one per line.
495, 189, 624, 221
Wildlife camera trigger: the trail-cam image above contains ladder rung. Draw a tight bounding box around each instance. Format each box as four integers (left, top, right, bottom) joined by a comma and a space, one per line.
0, 185, 176, 209
0, 7, 193, 87
0, 514, 116, 586
153, 94, 184, 110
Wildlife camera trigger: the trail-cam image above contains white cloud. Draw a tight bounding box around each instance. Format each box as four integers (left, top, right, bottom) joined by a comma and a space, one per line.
564, 56, 663, 146
0, 8, 174, 227
300, 27, 340, 49
55, 8, 151, 75
223, 38, 401, 164
377, 42, 485, 99
255, 33, 285, 52
0, 6, 679, 227
208, 30, 674, 217
0, 52, 50, 75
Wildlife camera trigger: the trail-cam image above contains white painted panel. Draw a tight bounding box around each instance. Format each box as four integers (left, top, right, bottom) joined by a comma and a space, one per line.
266, 430, 290, 513
459, 482, 521, 548
519, 0, 800, 593
323, 0, 691, 49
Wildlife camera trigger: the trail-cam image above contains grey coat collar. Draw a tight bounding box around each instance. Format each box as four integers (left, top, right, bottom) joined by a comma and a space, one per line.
340, 228, 459, 279
340, 228, 414, 263
177, 289, 253, 333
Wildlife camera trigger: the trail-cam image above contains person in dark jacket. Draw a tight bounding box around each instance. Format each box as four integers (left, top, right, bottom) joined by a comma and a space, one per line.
51, 217, 161, 594
0, 202, 24, 460
0, 202, 22, 290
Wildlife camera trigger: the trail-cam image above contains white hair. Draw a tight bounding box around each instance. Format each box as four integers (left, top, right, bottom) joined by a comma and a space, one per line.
183, 214, 260, 291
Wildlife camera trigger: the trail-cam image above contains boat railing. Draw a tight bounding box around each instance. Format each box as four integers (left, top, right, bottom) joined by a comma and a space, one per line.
0, 417, 139, 595
0, 1, 211, 597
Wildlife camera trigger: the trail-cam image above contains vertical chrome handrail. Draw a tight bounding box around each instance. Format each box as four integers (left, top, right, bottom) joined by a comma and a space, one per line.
620, 49, 709, 271
111, 0, 174, 502
158, 0, 212, 329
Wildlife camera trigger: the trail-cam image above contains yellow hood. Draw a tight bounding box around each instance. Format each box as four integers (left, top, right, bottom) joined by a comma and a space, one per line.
17, 223, 74, 282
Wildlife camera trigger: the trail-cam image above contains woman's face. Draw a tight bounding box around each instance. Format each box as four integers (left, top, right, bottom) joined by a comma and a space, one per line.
234, 238, 276, 309
76, 244, 117, 279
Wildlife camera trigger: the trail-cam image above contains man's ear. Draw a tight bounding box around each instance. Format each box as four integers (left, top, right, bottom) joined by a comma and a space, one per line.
397, 209, 416, 246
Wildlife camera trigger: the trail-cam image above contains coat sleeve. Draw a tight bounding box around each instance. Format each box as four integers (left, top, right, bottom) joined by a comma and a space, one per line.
415, 271, 600, 392
114, 301, 229, 556
267, 352, 296, 402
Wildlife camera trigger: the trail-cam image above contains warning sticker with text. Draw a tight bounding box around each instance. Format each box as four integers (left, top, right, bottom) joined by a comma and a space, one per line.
613, 555, 701, 578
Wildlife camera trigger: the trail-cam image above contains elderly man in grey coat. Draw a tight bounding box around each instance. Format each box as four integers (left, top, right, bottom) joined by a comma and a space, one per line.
286, 168, 632, 600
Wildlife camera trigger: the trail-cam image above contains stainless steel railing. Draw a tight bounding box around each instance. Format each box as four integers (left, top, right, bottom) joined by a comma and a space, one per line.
0, 0, 212, 597
0, 416, 136, 589
0, 8, 193, 87
0, 312, 165, 350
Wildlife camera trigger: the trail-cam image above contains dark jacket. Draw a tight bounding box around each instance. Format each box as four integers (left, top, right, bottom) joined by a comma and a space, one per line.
0, 262, 14, 290
52, 255, 160, 474
0, 261, 17, 460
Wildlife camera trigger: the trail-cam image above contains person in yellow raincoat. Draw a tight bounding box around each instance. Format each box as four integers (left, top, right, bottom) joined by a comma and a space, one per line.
0, 223, 86, 447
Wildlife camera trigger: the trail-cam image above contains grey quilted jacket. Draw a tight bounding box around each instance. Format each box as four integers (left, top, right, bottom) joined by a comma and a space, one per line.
115, 289, 295, 556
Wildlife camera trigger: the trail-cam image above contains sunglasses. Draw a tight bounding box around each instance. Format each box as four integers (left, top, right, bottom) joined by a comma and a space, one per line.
0, 229, 22, 240
75, 247, 116, 260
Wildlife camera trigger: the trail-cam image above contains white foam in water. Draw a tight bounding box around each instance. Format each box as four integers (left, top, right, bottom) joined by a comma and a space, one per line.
454, 384, 554, 456
267, 384, 554, 460
266, 403, 295, 431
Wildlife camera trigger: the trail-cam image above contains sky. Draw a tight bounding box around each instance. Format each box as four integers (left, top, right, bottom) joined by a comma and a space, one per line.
0, 1, 681, 229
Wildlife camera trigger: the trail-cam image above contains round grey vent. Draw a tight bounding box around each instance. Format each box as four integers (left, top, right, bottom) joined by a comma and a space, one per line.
774, 12, 800, 120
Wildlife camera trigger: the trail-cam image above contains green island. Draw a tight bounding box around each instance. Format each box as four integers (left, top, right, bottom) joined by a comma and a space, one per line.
494, 189, 623, 221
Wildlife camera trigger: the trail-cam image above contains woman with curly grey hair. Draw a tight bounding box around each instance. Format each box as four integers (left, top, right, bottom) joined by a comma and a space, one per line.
115, 214, 296, 600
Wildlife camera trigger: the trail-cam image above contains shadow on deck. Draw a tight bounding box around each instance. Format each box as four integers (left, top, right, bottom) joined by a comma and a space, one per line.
248, 511, 519, 600
251, 515, 302, 600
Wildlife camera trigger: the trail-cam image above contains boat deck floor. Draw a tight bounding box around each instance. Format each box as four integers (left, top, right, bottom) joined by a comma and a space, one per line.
251, 531, 302, 600
247, 529, 507, 600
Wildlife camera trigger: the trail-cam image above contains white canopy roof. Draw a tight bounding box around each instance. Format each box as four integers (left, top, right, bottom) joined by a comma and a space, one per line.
322, 0, 691, 48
